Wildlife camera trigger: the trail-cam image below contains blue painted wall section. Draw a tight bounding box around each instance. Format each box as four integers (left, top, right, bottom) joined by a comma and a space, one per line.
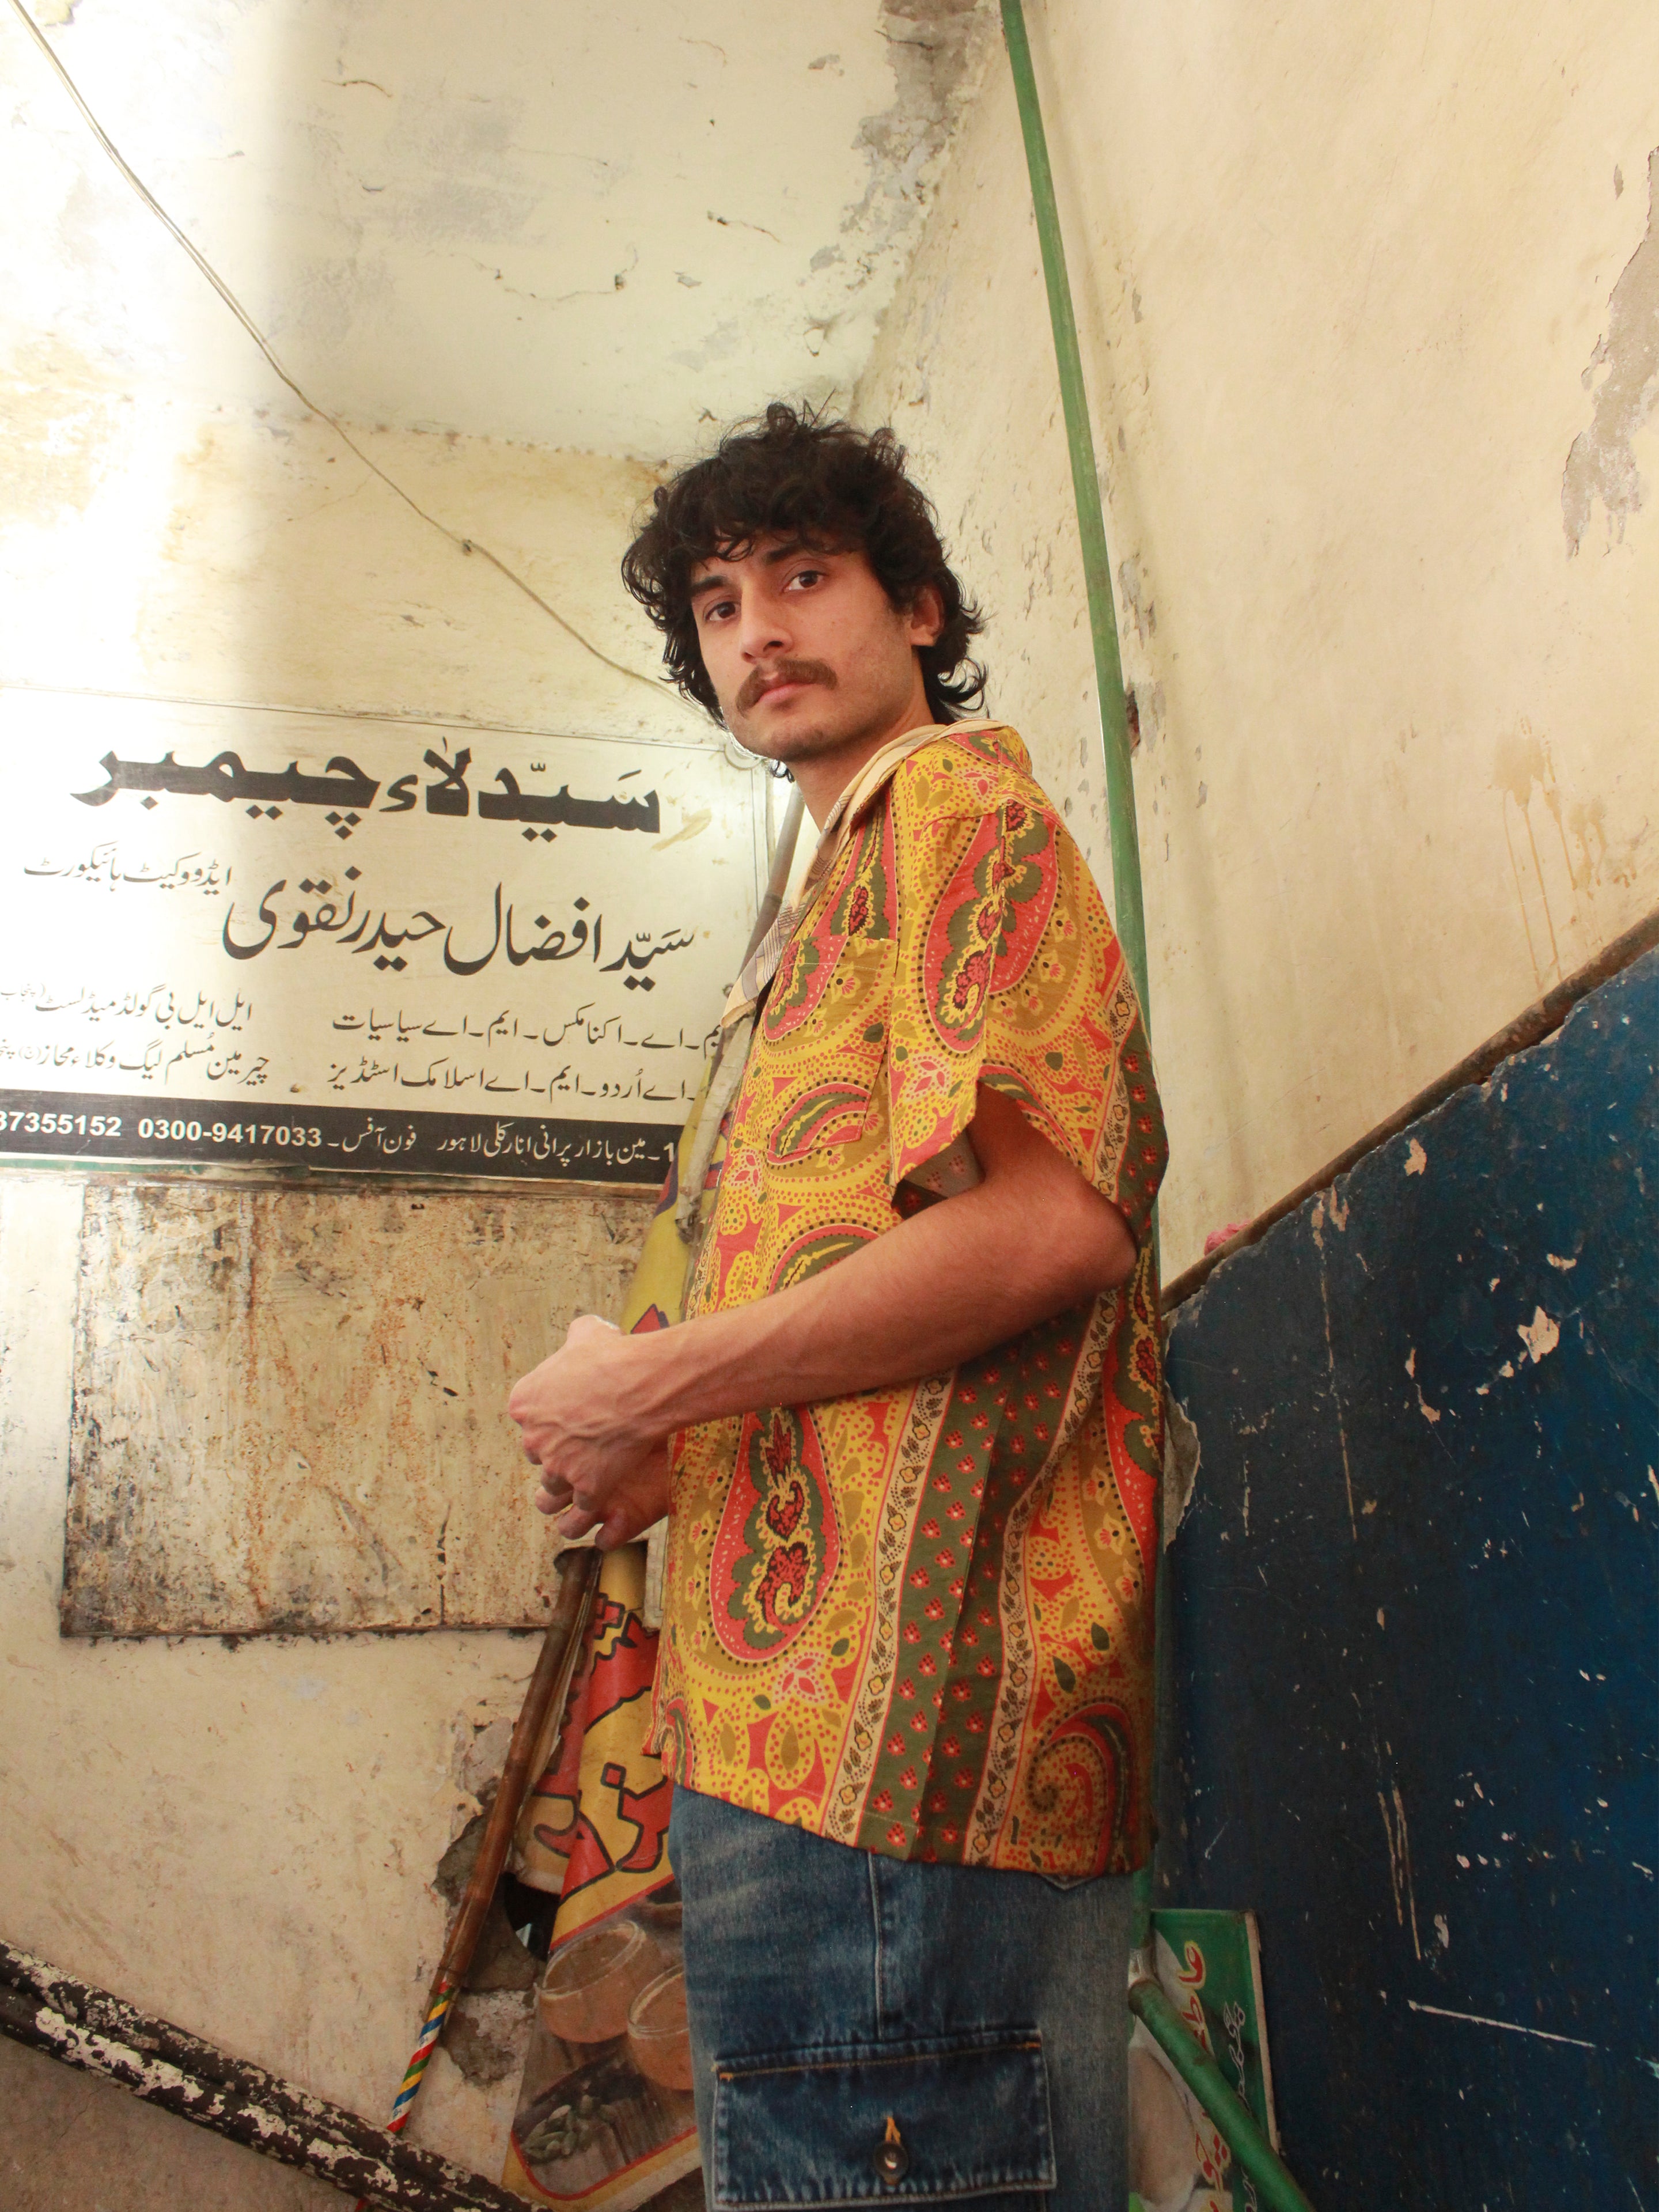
1160, 950, 1658, 2206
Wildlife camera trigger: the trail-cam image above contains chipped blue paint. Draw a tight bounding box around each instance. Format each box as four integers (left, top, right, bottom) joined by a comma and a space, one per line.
1161, 949, 1658, 2203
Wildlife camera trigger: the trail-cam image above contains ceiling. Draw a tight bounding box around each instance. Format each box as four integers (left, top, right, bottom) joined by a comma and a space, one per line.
4, 0, 990, 459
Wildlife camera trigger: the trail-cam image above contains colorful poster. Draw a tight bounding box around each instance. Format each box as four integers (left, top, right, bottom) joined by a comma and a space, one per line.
503, 1545, 697, 2212
1129, 1911, 1280, 2212
0, 688, 765, 1180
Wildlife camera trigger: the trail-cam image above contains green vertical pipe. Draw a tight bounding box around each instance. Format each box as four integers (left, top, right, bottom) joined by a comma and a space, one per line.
1129, 1979, 1319, 2212
1001, 55, 1323, 2212
999, 0, 1150, 1025
1001, 0, 1161, 1960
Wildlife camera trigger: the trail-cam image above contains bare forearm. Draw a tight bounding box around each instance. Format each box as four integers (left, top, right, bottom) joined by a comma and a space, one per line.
507, 1088, 1135, 1540
630, 1120, 1131, 1433
632, 1206, 1044, 1430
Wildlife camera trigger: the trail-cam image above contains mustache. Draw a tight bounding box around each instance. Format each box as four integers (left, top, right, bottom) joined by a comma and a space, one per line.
736, 660, 838, 713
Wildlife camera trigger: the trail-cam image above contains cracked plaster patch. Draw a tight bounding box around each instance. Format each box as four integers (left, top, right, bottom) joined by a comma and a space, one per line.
844, 1, 995, 271
1162, 1389, 1201, 1547
1516, 1306, 1560, 1364
1563, 148, 1659, 552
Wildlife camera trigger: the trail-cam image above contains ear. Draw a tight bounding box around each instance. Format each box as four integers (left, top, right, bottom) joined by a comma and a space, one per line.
904, 582, 945, 650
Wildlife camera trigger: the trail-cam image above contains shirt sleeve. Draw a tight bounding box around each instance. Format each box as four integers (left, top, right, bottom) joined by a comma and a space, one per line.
884, 791, 1166, 1247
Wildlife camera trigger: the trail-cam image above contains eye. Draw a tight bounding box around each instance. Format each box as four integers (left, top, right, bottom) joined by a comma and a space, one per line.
698, 594, 737, 626
787, 566, 827, 591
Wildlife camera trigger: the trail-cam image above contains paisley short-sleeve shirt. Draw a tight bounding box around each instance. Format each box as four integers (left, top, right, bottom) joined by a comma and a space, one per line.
647, 724, 1168, 1876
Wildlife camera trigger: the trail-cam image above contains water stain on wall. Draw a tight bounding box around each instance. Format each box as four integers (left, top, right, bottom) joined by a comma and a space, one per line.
63, 1177, 652, 1638
0, 339, 127, 521
1489, 722, 1639, 994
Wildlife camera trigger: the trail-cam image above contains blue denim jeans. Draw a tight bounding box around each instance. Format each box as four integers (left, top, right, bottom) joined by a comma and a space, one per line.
668, 1786, 1130, 2210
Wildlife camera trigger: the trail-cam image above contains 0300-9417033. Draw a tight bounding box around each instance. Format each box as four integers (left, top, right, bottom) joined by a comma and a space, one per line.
136, 1117, 322, 1146
1, 1111, 326, 1146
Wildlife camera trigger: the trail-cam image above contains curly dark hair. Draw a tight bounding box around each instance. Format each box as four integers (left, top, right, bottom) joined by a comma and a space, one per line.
620, 402, 986, 725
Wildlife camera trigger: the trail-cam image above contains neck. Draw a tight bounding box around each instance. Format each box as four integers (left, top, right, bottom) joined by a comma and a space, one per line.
790, 674, 939, 827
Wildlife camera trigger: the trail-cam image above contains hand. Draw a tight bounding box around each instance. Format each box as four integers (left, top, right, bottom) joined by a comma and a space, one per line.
508, 1315, 671, 1548
533, 1437, 672, 1551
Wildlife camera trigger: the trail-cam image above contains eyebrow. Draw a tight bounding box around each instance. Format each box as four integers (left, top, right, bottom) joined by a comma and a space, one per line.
687, 539, 825, 604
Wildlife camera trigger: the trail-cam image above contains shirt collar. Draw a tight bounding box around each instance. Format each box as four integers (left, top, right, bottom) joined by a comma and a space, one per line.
721, 718, 1002, 1030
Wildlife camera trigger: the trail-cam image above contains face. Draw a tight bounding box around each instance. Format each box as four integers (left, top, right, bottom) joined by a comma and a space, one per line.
687, 536, 942, 774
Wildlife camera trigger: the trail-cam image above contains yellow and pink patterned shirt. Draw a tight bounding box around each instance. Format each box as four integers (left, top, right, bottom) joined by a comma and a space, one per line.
647, 722, 1168, 1876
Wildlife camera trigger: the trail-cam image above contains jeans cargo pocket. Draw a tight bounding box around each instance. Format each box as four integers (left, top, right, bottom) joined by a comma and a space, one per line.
711, 2027, 1055, 2208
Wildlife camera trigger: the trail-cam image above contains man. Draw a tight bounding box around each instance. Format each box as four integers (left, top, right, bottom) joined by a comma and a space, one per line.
510, 404, 1166, 2210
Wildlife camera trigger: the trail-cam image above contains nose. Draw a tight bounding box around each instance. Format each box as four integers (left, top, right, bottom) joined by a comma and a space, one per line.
736, 585, 790, 663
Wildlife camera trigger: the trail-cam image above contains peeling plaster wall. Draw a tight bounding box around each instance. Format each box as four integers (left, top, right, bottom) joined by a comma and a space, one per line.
2, 1181, 592, 2182
0, 1, 991, 2192
3, 2, 737, 722
63, 1181, 651, 1639
1, 0, 993, 458
1155, 952, 1658, 2196
0, 154, 713, 2206
855, 0, 1659, 1274
0, 406, 703, 2184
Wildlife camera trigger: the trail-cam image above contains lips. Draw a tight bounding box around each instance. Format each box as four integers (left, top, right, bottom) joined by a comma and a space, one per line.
749, 675, 815, 708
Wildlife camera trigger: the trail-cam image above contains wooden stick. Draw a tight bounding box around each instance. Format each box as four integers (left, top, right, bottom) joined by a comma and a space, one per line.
431, 1547, 600, 2005
366, 1546, 601, 2194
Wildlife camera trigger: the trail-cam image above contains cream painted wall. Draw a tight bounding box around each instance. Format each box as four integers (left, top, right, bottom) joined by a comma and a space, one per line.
1, 1176, 664, 2181
0, 342, 719, 2195
6, 0, 1657, 2191
0, 415, 692, 2195
0, 375, 705, 739
855, 0, 1659, 1274
3, 9, 765, 2180
0, 0, 988, 457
